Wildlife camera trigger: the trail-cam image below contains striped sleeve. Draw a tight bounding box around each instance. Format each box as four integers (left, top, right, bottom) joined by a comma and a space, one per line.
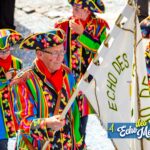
78, 18, 109, 53
11, 77, 54, 141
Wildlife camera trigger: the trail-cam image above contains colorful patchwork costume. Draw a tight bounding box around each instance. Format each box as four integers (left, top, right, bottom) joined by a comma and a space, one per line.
0, 29, 22, 146
11, 29, 86, 150
55, 0, 109, 83
141, 16, 150, 88
55, 0, 109, 118
145, 43, 150, 87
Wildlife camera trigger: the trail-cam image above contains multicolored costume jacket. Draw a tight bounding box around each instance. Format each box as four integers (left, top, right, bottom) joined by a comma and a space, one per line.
11, 62, 85, 150
0, 55, 22, 140
55, 15, 109, 116
55, 15, 109, 81
141, 16, 150, 88
145, 42, 150, 87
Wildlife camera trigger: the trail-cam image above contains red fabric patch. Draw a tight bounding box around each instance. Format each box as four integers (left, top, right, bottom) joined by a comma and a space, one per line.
36, 59, 63, 92
0, 54, 12, 72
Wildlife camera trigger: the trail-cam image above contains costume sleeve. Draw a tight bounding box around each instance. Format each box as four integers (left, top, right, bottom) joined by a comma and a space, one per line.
72, 99, 86, 150
0, 80, 10, 87
11, 81, 54, 141
0, 67, 10, 88
78, 18, 109, 53
69, 73, 86, 149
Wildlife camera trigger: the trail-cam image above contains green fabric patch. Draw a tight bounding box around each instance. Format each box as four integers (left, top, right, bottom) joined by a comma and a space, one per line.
0, 38, 5, 49
72, 100, 81, 142
0, 67, 7, 89
78, 34, 100, 51
100, 28, 106, 43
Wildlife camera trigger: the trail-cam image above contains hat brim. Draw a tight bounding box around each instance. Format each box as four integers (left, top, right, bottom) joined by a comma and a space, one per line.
20, 28, 65, 50
0, 29, 23, 50
69, 0, 105, 13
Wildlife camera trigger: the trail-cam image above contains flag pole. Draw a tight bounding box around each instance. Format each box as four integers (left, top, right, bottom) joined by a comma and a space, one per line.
131, 0, 144, 149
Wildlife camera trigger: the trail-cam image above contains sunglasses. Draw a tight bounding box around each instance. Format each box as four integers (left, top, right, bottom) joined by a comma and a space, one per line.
0, 50, 10, 54
42, 50, 66, 57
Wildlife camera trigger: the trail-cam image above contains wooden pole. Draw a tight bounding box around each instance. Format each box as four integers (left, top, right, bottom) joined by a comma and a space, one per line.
132, 2, 144, 150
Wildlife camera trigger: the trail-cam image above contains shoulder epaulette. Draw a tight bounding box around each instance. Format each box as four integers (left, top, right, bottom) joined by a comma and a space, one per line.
97, 18, 110, 29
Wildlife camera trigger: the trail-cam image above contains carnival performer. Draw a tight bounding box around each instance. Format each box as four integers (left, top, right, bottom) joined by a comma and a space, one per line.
142, 16, 150, 87
0, 29, 22, 150
11, 29, 86, 150
55, 0, 109, 140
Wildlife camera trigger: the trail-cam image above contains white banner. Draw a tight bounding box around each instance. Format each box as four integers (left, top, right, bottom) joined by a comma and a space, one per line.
78, 4, 136, 149
61, 2, 150, 150
131, 15, 150, 150
78, 3, 149, 150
